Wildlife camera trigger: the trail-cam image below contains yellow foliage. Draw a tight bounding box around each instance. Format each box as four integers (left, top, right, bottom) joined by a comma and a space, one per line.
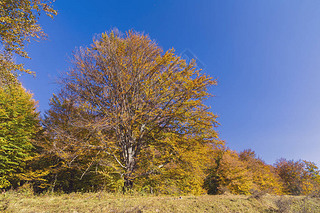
44, 30, 220, 193
239, 149, 284, 195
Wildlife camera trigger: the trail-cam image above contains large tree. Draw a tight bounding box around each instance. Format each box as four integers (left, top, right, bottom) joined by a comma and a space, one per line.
45, 30, 220, 192
0, 0, 56, 81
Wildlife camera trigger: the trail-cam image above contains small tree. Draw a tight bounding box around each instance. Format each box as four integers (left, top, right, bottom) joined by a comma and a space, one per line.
239, 149, 283, 194
275, 158, 320, 195
45, 30, 220, 192
0, 77, 41, 188
204, 148, 253, 195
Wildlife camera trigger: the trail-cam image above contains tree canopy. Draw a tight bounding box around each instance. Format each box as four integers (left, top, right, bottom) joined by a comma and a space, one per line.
0, 77, 41, 188
275, 158, 320, 195
44, 30, 221, 193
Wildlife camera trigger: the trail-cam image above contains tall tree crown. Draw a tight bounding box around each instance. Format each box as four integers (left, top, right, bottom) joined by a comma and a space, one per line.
45, 30, 220, 193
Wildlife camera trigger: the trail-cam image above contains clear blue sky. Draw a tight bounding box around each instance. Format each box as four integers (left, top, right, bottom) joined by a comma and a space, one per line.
20, 0, 320, 165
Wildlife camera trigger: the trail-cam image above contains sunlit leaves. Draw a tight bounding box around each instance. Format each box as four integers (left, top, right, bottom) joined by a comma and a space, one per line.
275, 159, 320, 195
0, 78, 41, 188
44, 30, 220, 193
0, 0, 57, 76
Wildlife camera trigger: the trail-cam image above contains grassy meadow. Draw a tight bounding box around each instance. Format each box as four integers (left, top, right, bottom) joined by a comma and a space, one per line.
1, 190, 320, 213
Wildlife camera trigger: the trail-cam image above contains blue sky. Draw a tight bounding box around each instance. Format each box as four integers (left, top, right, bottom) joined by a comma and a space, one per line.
20, 0, 320, 165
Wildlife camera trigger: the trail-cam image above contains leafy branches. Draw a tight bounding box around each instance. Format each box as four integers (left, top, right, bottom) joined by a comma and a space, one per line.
0, 0, 57, 76
0, 78, 41, 188
44, 30, 220, 192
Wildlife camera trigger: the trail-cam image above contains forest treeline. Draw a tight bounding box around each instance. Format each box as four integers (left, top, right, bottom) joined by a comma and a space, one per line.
1, 0, 320, 196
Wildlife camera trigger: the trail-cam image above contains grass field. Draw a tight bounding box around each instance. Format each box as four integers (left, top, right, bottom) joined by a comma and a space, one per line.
1, 190, 320, 213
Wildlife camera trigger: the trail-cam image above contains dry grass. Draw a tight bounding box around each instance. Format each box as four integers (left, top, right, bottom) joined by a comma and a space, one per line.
0, 191, 320, 213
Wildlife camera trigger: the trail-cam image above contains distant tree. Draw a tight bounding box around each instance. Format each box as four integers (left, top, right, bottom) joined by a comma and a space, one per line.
205, 148, 286, 195
239, 149, 283, 194
0, 0, 57, 79
303, 160, 320, 183
44, 30, 220, 192
205, 148, 253, 195
275, 159, 320, 195
0, 77, 42, 188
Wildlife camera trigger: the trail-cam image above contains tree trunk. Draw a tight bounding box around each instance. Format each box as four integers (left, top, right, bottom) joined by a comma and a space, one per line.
123, 176, 133, 193
122, 143, 136, 193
